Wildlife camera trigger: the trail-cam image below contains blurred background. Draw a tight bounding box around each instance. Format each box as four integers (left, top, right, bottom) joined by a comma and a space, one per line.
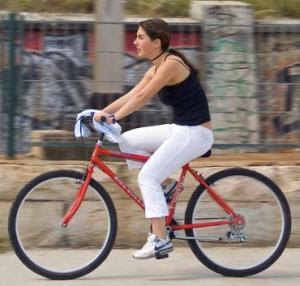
0, 0, 299, 159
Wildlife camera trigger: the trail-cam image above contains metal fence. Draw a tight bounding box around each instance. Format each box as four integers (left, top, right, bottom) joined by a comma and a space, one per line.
0, 13, 299, 158
0, 13, 25, 157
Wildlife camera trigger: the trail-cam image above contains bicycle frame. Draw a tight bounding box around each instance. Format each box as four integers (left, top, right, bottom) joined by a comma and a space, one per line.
62, 141, 242, 231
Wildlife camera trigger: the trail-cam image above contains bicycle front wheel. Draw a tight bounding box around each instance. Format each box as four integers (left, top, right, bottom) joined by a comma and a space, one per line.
185, 168, 291, 277
8, 170, 117, 280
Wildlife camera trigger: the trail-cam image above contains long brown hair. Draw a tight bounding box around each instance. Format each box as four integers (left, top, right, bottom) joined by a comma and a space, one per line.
139, 18, 199, 76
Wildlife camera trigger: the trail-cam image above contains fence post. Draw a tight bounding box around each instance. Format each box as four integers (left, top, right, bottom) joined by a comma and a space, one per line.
6, 12, 17, 158
190, 1, 257, 150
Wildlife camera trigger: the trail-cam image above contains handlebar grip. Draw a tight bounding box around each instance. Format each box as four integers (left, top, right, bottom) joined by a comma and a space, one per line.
100, 116, 107, 123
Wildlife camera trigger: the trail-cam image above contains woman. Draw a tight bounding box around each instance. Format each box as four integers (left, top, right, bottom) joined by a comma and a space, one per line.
94, 18, 213, 259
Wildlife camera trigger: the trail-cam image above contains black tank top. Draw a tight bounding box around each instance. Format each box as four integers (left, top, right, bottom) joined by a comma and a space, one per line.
157, 58, 211, 126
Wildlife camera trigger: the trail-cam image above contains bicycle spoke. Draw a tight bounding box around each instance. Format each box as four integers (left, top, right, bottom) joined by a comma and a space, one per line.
9, 170, 117, 280
185, 168, 291, 277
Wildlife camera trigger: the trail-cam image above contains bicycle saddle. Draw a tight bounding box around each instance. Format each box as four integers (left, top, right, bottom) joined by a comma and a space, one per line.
201, 149, 211, 158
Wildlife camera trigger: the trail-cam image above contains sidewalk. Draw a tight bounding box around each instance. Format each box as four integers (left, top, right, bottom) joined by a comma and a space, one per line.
1, 248, 300, 286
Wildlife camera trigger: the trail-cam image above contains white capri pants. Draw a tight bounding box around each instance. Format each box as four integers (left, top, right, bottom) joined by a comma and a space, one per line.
119, 124, 214, 218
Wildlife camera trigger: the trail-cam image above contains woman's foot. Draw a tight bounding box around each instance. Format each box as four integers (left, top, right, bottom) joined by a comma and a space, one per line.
132, 233, 173, 259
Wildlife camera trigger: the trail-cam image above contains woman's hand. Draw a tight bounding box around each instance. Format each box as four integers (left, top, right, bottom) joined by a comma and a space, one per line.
94, 110, 109, 122
94, 111, 116, 125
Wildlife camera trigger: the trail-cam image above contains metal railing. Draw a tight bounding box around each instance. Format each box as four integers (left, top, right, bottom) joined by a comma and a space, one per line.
0, 13, 25, 157
0, 14, 299, 158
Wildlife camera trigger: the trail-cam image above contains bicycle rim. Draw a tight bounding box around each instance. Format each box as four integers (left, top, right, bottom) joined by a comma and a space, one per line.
186, 168, 290, 276
9, 171, 115, 278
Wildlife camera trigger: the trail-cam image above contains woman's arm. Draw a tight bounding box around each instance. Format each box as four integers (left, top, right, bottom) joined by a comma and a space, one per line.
101, 67, 154, 114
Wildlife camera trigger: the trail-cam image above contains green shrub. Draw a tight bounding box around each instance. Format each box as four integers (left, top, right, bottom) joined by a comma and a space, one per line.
0, 0, 94, 13
0, 0, 299, 18
278, 0, 300, 18
126, 0, 190, 17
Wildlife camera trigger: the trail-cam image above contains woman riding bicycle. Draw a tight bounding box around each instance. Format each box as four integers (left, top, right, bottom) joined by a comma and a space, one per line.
94, 18, 213, 259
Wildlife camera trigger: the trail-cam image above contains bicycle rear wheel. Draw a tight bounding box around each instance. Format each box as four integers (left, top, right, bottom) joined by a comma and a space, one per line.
8, 170, 117, 280
185, 168, 291, 277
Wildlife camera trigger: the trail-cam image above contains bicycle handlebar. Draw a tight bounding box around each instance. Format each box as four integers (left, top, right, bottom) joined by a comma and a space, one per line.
100, 116, 107, 123
81, 112, 94, 126
80, 112, 106, 141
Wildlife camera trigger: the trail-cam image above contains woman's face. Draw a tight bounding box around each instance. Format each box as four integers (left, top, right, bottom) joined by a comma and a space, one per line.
134, 26, 158, 59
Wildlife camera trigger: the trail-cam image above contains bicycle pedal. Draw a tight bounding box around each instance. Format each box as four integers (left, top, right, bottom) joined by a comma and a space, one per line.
155, 254, 169, 260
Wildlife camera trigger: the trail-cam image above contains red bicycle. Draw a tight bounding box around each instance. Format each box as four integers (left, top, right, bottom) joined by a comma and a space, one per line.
8, 116, 291, 280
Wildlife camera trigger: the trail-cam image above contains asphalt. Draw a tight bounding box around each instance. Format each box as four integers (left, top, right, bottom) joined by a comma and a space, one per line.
1, 247, 300, 286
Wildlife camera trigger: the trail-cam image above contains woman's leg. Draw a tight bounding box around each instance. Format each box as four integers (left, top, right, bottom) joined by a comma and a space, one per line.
119, 124, 172, 169
151, 217, 166, 239
139, 125, 214, 239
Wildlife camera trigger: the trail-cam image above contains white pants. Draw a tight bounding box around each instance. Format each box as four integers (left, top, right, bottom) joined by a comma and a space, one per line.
119, 124, 214, 218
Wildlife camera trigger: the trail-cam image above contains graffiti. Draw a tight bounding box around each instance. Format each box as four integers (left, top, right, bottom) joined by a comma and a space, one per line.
21, 33, 200, 130
22, 50, 92, 129
2, 16, 298, 154
203, 4, 257, 144
0, 26, 202, 153
273, 63, 300, 135
207, 5, 237, 23
21, 34, 93, 130
0, 33, 95, 152
258, 36, 300, 143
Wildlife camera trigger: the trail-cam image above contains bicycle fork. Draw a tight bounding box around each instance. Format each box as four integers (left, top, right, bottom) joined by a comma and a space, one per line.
61, 164, 95, 228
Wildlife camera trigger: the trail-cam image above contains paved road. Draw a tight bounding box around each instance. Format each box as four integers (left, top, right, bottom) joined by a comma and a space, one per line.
1, 248, 300, 286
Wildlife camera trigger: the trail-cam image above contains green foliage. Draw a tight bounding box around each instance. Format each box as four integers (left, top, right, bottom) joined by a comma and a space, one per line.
277, 0, 300, 18
0, 0, 299, 18
0, 0, 94, 13
241, 0, 300, 18
126, 0, 190, 17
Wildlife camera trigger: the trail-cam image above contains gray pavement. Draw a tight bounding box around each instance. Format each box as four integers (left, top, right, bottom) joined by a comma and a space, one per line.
1, 248, 300, 286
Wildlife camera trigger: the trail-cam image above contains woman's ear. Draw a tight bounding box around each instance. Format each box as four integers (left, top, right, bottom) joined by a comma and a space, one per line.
153, 38, 162, 49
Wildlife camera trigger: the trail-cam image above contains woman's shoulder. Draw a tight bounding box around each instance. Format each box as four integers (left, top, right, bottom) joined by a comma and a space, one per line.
163, 55, 189, 73
164, 54, 184, 65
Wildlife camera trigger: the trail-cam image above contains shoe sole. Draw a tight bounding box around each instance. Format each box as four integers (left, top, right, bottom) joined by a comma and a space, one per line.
132, 246, 174, 260
155, 246, 174, 259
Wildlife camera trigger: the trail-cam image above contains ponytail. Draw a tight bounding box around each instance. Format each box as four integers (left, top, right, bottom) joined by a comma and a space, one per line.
168, 48, 199, 78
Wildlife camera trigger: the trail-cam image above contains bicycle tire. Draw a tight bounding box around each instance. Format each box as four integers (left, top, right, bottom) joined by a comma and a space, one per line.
8, 170, 117, 280
185, 167, 291, 277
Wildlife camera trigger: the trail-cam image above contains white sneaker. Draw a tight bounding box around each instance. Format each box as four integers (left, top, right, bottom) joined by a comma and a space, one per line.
162, 179, 178, 203
133, 233, 173, 259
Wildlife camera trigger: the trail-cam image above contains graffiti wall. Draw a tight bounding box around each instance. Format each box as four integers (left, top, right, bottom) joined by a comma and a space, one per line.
15, 27, 200, 133
202, 4, 258, 146
21, 34, 93, 130
0, 23, 202, 153
1, 16, 299, 154
257, 34, 300, 145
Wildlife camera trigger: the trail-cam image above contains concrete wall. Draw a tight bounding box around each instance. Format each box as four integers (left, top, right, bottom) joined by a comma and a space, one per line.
0, 159, 299, 251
